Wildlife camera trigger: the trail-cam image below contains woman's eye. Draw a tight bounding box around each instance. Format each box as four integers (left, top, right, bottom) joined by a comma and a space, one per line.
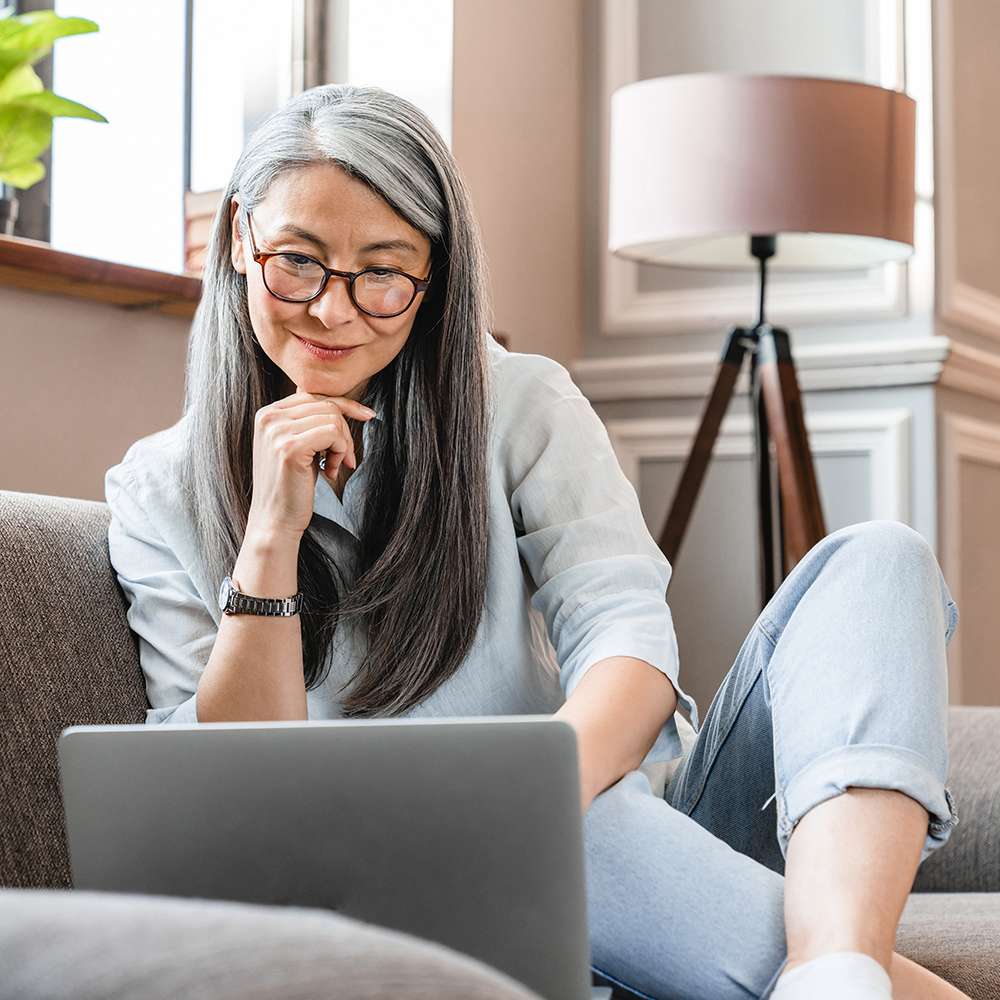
287, 254, 315, 266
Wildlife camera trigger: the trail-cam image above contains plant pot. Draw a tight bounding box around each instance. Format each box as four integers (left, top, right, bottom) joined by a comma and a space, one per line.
1, 183, 20, 236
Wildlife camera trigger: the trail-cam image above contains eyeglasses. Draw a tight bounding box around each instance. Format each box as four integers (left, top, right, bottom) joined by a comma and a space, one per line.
243, 209, 431, 318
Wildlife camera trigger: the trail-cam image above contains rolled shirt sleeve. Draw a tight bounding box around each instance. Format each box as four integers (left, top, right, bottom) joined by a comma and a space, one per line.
105, 459, 212, 725
502, 353, 700, 764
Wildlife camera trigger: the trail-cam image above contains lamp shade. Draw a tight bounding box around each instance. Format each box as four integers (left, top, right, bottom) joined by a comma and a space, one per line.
608, 73, 916, 270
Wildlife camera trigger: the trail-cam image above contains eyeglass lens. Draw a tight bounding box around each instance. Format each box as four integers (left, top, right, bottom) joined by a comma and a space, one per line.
264, 255, 414, 315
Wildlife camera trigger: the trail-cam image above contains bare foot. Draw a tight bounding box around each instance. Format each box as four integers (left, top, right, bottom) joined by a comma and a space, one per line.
889, 951, 971, 999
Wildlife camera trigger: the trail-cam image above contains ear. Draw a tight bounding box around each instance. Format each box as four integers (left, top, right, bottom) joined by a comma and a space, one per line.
230, 199, 246, 274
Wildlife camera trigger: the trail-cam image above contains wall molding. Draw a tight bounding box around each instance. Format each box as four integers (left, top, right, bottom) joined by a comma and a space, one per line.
571, 335, 949, 401
605, 407, 912, 523
939, 340, 1000, 405
597, 0, 912, 337
940, 412, 1000, 703
933, 0, 1000, 344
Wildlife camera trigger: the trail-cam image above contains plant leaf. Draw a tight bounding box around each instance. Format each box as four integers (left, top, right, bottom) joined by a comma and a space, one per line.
0, 11, 99, 47
0, 13, 99, 82
0, 62, 42, 104
9, 90, 106, 122
0, 156, 44, 188
0, 104, 51, 167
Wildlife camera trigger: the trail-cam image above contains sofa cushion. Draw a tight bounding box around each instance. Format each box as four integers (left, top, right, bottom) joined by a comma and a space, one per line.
912, 706, 1000, 893
896, 892, 1000, 999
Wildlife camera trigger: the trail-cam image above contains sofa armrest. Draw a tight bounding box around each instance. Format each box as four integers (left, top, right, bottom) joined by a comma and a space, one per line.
913, 706, 1000, 893
0, 888, 541, 1000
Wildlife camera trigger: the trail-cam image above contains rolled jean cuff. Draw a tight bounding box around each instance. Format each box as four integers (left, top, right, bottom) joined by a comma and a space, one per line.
777, 743, 960, 864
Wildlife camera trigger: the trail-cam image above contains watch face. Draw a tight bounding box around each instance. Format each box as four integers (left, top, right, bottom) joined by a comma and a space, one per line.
218, 575, 232, 611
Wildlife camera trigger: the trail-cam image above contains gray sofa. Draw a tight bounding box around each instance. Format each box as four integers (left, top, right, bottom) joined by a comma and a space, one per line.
1, 489, 999, 999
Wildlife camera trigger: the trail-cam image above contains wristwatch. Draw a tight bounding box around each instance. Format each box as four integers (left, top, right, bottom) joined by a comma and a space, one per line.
218, 574, 304, 617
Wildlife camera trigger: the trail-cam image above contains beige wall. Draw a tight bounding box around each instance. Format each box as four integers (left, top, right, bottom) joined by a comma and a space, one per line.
451, 0, 584, 366
933, 0, 1000, 705
0, 284, 189, 502
947, 0, 1000, 301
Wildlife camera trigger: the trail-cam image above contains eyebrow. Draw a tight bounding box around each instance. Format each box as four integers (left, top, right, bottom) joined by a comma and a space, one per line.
272, 223, 419, 256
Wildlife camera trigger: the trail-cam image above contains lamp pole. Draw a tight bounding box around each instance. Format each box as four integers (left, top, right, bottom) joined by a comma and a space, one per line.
749, 235, 778, 602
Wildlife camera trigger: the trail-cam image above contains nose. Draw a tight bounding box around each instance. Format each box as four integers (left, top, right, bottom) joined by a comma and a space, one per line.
306, 272, 359, 325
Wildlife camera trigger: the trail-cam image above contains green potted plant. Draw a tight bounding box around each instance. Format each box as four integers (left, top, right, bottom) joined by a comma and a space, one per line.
0, 4, 106, 236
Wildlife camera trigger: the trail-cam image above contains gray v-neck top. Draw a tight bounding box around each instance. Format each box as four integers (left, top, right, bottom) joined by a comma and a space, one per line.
104, 333, 700, 776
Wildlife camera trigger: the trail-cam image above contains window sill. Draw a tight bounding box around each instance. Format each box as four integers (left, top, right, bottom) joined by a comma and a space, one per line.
0, 232, 201, 318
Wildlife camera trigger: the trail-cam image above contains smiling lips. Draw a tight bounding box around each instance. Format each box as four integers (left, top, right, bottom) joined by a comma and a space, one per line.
297, 334, 360, 350
295, 335, 363, 362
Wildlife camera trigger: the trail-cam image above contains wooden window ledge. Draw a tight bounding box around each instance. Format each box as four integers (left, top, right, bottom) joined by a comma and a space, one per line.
0, 232, 201, 319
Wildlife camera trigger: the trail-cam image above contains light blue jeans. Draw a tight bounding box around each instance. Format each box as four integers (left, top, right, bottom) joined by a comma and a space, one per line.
582, 520, 960, 1000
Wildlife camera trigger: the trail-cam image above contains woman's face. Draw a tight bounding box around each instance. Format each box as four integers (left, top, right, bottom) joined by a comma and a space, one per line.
230, 162, 433, 402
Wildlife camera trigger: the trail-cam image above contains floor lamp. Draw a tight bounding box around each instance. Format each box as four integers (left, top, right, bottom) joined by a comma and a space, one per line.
607, 73, 917, 607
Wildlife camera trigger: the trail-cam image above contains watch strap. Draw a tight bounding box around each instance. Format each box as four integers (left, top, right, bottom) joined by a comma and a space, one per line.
223, 575, 304, 617
228, 591, 302, 616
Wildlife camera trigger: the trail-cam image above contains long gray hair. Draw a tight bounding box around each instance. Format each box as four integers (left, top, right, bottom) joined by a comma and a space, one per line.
181, 83, 494, 716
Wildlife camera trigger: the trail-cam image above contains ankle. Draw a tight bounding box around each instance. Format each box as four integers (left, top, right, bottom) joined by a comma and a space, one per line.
786, 936, 892, 972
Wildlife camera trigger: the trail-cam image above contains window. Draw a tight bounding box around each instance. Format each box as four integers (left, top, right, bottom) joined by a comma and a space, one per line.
50, 0, 186, 274
331, 0, 452, 148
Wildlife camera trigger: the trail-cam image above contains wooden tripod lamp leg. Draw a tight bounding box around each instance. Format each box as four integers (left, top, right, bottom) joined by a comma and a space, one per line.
659, 327, 753, 566
756, 325, 827, 569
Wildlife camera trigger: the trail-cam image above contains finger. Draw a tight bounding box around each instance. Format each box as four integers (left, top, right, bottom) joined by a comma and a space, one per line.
321, 452, 343, 478
285, 410, 360, 472
294, 423, 356, 474
289, 414, 355, 455
281, 399, 375, 424
327, 446, 350, 476
320, 448, 350, 474
269, 388, 320, 408
285, 386, 377, 419
317, 448, 354, 473
336, 437, 358, 469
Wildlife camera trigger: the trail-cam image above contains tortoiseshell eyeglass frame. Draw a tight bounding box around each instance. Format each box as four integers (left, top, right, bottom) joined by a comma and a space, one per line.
243, 208, 431, 318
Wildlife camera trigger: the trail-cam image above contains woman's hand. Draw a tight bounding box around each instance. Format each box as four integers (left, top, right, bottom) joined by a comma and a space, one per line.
246, 386, 377, 541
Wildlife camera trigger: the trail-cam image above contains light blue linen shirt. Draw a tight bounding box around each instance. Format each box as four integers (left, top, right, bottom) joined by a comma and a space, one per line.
104, 333, 700, 775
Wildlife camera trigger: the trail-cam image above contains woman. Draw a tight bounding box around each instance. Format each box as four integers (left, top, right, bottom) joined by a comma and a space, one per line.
104, 83, 964, 1000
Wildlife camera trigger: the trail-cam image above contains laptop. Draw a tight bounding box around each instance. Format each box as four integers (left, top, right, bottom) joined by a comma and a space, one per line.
58, 716, 612, 1000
